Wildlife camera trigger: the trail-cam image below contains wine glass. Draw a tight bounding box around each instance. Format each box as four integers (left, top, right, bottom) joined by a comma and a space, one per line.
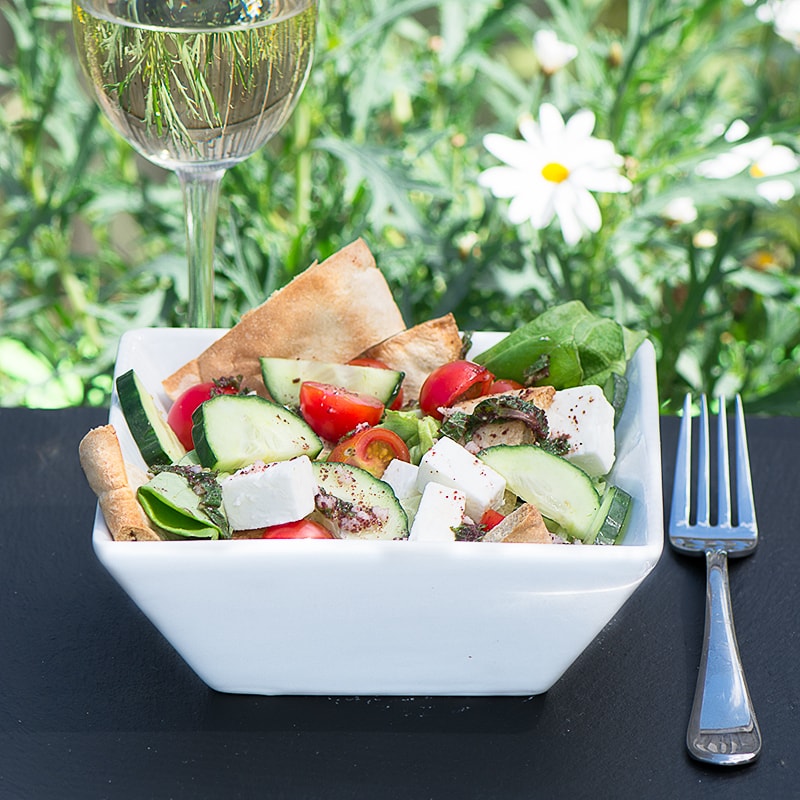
72, 0, 318, 327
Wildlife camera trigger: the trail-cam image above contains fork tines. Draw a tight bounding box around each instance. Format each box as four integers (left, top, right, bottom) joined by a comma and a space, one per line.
669, 394, 758, 555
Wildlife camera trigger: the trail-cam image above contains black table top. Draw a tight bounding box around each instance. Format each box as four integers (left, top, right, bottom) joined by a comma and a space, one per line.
1, 407, 798, 800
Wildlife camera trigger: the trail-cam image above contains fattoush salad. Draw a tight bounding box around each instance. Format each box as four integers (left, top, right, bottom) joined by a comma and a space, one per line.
80, 240, 646, 546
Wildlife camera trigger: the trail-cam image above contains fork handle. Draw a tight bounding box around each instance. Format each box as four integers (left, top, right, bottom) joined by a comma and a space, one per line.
687, 548, 762, 765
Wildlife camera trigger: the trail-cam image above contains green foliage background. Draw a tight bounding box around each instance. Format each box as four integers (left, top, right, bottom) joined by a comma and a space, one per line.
1, 0, 799, 412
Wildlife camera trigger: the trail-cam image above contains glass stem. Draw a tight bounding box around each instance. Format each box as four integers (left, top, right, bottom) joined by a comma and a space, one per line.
178, 167, 226, 328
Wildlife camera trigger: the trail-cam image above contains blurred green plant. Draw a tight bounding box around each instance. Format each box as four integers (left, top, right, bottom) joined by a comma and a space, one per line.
0, 0, 798, 412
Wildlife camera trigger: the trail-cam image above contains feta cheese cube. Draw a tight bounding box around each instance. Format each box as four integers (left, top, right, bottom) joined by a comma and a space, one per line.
545, 385, 616, 477
381, 459, 420, 501
416, 436, 506, 520
409, 483, 466, 542
221, 455, 316, 531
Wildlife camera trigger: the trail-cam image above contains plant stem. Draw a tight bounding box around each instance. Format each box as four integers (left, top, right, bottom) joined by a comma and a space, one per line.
294, 101, 312, 228
178, 168, 226, 327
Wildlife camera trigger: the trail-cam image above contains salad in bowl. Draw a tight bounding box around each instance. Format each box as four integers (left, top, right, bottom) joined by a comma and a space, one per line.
80, 239, 663, 696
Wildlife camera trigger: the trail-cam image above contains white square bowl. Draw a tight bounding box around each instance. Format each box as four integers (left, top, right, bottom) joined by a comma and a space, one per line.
92, 329, 663, 696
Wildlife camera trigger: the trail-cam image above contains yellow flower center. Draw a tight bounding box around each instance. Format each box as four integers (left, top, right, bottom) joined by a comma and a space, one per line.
749, 162, 766, 178
541, 162, 570, 183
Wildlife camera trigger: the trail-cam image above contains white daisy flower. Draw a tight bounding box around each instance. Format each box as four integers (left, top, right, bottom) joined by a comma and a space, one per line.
755, 0, 800, 50
533, 30, 578, 75
479, 103, 632, 246
696, 130, 799, 203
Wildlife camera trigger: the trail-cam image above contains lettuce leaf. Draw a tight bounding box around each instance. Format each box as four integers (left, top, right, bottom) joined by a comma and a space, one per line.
472, 301, 646, 390
379, 409, 440, 464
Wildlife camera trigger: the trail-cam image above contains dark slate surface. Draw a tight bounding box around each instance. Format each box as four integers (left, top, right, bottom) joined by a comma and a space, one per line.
1, 407, 797, 799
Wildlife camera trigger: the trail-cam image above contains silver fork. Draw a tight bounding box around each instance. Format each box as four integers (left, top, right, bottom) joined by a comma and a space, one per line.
669, 394, 762, 766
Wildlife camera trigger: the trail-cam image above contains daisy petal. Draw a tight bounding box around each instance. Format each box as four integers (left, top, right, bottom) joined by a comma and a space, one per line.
756, 144, 799, 176
565, 109, 596, 142
519, 118, 544, 151
509, 186, 555, 229
478, 166, 532, 199
572, 188, 603, 233
757, 178, 795, 203
553, 188, 587, 246
538, 103, 566, 149
482, 134, 536, 171
696, 151, 750, 179
576, 166, 632, 193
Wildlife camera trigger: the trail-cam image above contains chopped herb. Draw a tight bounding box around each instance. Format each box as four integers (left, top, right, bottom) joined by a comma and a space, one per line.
438, 410, 470, 441
211, 375, 249, 395
459, 331, 474, 360
453, 520, 485, 542
523, 355, 550, 386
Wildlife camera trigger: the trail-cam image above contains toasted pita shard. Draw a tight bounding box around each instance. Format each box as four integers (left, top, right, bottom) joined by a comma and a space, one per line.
483, 503, 553, 544
79, 425, 161, 542
357, 313, 464, 404
163, 239, 407, 400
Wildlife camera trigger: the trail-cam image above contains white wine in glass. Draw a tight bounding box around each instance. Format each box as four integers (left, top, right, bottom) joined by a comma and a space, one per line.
73, 0, 318, 326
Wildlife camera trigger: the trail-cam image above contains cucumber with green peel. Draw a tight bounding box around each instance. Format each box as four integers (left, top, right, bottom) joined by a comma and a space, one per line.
116, 368, 186, 467
192, 394, 323, 473
260, 357, 403, 407
312, 461, 409, 540
477, 444, 601, 541
586, 485, 632, 545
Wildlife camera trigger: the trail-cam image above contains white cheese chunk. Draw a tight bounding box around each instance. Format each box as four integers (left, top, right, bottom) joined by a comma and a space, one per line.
381, 459, 420, 500
380, 459, 422, 525
221, 455, 316, 531
416, 436, 506, 520
409, 483, 466, 542
545, 385, 616, 477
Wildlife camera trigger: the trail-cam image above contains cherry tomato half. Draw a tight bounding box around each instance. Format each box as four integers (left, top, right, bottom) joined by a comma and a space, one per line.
167, 379, 240, 450
418, 360, 495, 419
261, 520, 334, 539
328, 427, 411, 478
299, 381, 385, 442
487, 378, 525, 394
348, 357, 404, 410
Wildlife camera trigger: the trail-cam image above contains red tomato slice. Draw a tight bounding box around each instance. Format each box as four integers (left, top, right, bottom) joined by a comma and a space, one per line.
348, 357, 404, 410
167, 379, 240, 450
487, 378, 525, 394
299, 381, 385, 442
327, 427, 411, 478
261, 520, 334, 539
480, 508, 505, 531
418, 360, 495, 419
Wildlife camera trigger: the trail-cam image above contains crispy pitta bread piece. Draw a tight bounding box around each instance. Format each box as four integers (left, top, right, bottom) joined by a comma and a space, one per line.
79, 425, 161, 541
483, 503, 552, 544
356, 313, 464, 404
163, 239, 407, 399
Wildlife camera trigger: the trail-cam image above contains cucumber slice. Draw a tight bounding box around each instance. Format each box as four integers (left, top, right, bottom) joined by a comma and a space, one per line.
477, 444, 600, 541
586, 485, 632, 545
312, 461, 409, 540
603, 371, 629, 424
116, 369, 186, 467
192, 394, 323, 473
260, 357, 403, 407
